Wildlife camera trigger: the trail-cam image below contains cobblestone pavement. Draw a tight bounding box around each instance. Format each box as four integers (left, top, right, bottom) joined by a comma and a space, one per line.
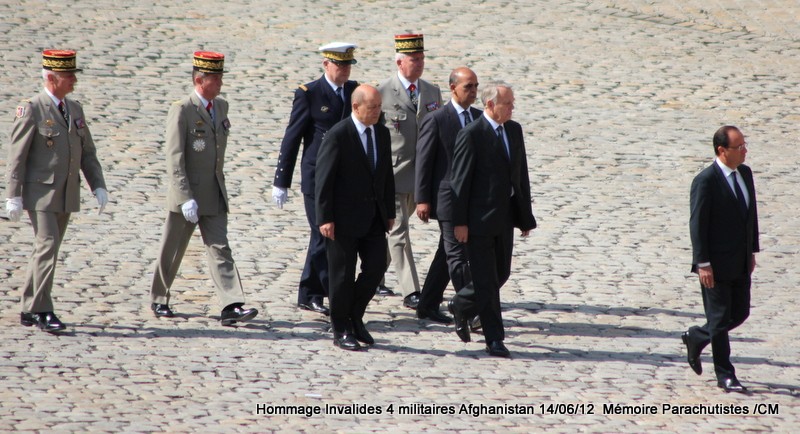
1, 1, 799, 432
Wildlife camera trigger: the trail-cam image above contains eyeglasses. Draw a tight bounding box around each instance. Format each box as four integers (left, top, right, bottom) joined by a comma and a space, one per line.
729, 143, 747, 151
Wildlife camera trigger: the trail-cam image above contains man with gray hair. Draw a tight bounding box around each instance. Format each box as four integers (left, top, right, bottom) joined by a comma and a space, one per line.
5, 49, 108, 333
377, 33, 442, 309
449, 81, 536, 357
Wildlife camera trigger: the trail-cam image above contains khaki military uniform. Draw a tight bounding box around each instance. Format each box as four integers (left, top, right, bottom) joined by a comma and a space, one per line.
5, 91, 106, 312
150, 92, 246, 308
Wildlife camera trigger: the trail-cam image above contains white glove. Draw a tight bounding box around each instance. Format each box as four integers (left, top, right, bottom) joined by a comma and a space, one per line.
272, 186, 287, 209
94, 188, 109, 215
6, 197, 22, 222
181, 199, 199, 224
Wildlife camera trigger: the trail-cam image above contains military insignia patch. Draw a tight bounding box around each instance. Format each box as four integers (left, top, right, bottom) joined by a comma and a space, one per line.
15, 106, 26, 118
321, 106, 329, 113
196, 120, 204, 126
192, 139, 206, 152
222, 118, 231, 129
74, 118, 85, 129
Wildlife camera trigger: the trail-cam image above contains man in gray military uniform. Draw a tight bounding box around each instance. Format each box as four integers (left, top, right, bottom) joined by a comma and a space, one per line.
150, 51, 258, 326
377, 34, 443, 309
5, 49, 108, 333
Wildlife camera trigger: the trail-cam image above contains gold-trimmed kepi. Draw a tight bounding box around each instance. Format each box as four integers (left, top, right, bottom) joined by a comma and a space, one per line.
394, 34, 424, 53
42, 49, 83, 72
319, 42, 357, 65
192, 51, 226, 74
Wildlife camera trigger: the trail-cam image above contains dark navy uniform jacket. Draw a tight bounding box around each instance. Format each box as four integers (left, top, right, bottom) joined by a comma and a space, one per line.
274, 75, 358, 195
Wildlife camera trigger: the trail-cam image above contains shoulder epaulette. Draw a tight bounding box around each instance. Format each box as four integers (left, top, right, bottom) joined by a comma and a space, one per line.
172, 100, 182, 105
298, 84, 308, 92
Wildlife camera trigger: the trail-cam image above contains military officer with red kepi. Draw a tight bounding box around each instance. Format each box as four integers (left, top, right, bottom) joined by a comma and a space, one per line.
150, 51, 258, 326
5, 49, 109, 333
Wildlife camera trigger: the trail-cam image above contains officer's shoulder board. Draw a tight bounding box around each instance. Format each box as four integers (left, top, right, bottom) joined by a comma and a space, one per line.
15, 99, 31, 119
298, 84, 308, 92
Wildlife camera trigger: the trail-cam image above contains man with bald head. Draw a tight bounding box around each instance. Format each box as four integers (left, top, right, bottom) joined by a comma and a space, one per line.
316, 85, 396, 351
415, 67, 482, 323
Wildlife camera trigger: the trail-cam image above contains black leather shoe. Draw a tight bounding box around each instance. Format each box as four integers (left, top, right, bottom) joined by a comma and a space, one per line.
298, 300, 330, 315
718, 377, 747, 393
375, 285, 395, 296
416, 306, 452, 324
20, 312, 36, 327
447, 300, 470, 343
470, 315, 482, 332
351, 318, 374, 345
486, 340, 511, 358
220, 304, 258, 326
681, 332, 702, 375
403, 292, 420, 309
333, 332, 362, 351
24, 312, 66, 333
151, 303, 175, 318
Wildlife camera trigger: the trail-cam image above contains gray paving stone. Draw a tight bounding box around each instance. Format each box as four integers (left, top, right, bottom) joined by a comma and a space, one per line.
2, 0, 799, 432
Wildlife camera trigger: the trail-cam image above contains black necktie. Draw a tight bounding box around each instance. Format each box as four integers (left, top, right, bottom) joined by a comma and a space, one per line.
731, 172, 748, 216
58, 101, 68, 122
365, 127, 375, 172
335, 86, 344, 103
462, 110, 471, 126
496, 125, 509, 160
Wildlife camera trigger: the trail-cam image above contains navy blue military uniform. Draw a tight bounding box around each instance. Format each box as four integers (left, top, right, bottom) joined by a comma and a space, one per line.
274, 76, 359, 307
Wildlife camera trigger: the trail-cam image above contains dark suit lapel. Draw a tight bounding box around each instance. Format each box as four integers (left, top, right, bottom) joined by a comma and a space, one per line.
474, 117, 507, 165
741, 166, 756, 218
444, 103, 460, 136
348, 120, 373, 174
712, 163, 748, 219
506, 125, 517, 165
495, 122, 511, 166
469, 107, 482, 122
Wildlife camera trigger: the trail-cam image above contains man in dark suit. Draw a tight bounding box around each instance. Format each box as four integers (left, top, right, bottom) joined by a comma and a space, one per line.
449, 81, 536, 358
272, 43, 359, 316
682, 125, 759, 393
414, 67, 481, 324
316, 85, 396, 351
